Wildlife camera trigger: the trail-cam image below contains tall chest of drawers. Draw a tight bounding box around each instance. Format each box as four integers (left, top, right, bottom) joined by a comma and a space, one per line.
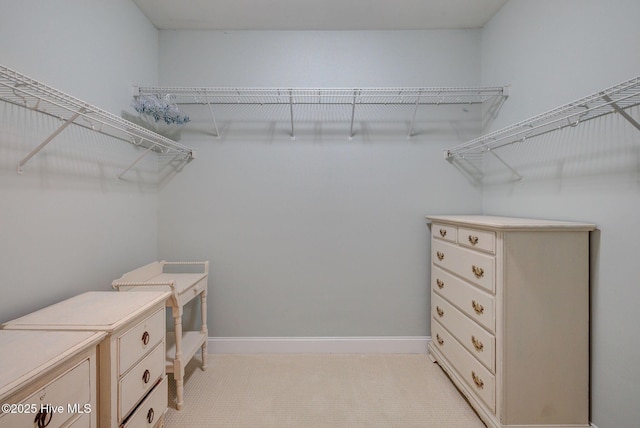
3, 291, 171, 428
427, 215, 595, 428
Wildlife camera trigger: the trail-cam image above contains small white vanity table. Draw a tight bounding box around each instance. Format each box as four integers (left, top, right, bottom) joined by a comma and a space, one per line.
112, 261, 209, 410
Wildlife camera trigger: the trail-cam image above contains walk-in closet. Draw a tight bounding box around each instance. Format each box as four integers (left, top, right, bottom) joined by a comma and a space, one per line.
1, 1, 639, 427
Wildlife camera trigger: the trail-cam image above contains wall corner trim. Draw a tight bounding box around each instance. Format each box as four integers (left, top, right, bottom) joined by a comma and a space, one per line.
208, 336, 430, 354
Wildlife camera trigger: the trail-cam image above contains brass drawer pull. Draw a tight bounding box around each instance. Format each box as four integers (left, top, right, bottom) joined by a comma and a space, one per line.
471, 265, 484, 279
439, 229, 447, 238
436, 251, 445, 261
471, 336, 484, 352
472, 300, 485, 315
34, 409, 53, 428
141, 331, 150, 346
468, 235, 479, 246
436, 306, 444, 317
471, 371, 484, 389
436, 334, 444, 346
147, 408, 155, 424
436, 278, 444, 289
142, 369, 151, 384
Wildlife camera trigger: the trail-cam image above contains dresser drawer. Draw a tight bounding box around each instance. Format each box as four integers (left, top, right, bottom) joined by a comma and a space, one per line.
119, 341, 165, 421
0, 358, 92, 428
118, 309, 165, 376
432, 239, 495, 293
432, 321, 495, 412
458, 227, 495, 254
67, 412, 91, 427
432, 265, 495, 332
433, 223, 457, 243
122, 376, 167, 428
432, 293, 495, 372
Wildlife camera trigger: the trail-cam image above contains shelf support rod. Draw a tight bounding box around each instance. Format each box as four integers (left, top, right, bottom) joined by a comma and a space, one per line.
17, 109, 83, 174
460, 156, 484, 182
289, 89, 295, 140
118, 141, 157, 180
408, 90, 423, 138
602, 95, 640, 132
463, 157, 483, 176
489, 150, 522, 181
349, 89, 358, 140
204, 100, 220, 138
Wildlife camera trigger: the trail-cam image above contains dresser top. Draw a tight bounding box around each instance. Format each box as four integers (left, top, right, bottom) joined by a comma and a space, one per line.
2, 291, 170, 332
0, 330, 105, 400
427, 215, 596, 231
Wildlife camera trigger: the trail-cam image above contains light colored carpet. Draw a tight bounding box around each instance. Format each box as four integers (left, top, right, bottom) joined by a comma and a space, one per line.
166, 354, 485, 428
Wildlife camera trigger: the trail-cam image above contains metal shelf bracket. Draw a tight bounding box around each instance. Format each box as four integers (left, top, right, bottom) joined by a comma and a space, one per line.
289, 89, 295, 140
17, 108, 84, 174
204, 100, 220, 138
407, 89, 423, 139
118, 140, 157, 180
349, 89, 358, 140
488, 149, 523, 181
602, 94, 640, 131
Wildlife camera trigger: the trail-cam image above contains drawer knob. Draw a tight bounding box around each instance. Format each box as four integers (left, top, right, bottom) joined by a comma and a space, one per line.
471, 371, 484, 389
439, 229, 447, 238
471, 336, 484, 352
147, 408, 155, 424
436, 278, 444, 289
472, 300, 485, 315
142, 369, 151, 384
436, 334, 444, 346
468, 235, 479, 246
436, 251, 445, 261
141, 331, 150, 346
34, 409, 53, 428
436, 306, 444, 317
471, 265, 484, 279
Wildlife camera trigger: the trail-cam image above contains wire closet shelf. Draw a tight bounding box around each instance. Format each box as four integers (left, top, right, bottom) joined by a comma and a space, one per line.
134, 85, 509, 139
134, 86, 508, 105
0, 64, 194, 174
445, 76, 640, 159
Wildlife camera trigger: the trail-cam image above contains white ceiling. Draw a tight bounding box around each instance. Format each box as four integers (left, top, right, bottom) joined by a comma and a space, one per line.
133, 0, 508, 31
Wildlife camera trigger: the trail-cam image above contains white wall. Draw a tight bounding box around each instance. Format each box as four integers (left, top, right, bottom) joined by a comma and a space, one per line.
0, 0, 160, 322
480, 1, 640, 427
156, 30, 485, 336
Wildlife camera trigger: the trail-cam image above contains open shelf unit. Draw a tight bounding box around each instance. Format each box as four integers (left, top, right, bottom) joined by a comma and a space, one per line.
134, 85, 509, 139
0, 64, 194, 175
165, 331, 207, 372
445, 76, 640, 160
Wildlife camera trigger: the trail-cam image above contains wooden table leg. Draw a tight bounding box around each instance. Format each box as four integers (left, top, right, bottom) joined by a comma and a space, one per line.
200, 289, 208, 370
172, 306, 184, 410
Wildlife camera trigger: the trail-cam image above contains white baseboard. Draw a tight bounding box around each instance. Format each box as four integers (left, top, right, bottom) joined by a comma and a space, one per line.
208, 336, 430, 354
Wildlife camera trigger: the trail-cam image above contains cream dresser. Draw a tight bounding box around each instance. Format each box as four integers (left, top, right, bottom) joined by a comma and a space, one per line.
0, 330, 104, 428
426, 215, 595, 428
2, 291, 171, 428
